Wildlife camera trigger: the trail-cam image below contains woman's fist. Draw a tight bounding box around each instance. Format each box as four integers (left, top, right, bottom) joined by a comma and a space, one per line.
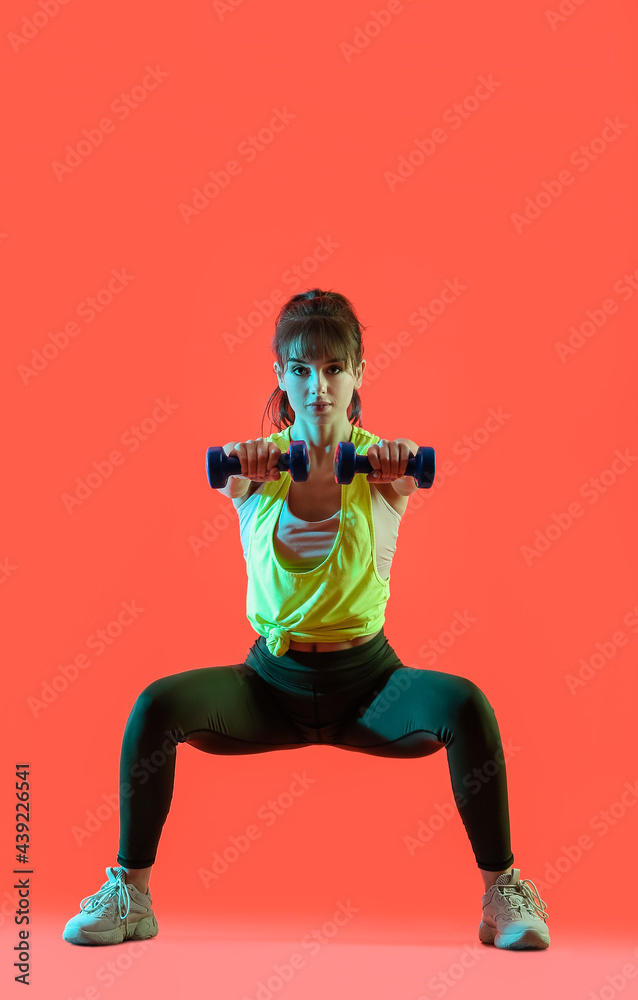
365, 439, 415, 482
223, 439, 282, 482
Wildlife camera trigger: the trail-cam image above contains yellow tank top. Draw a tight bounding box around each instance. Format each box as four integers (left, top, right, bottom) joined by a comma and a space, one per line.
245, 423, 391, 656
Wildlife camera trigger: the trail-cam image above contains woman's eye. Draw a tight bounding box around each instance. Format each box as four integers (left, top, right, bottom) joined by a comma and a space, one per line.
292, 367, 341, 375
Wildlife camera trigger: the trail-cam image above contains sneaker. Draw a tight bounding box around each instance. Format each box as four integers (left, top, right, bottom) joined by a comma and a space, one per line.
479, 868, 550, 950
63, 866, 158, 946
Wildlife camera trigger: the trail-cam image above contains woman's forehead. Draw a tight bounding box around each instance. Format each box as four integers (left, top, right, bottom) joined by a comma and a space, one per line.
286, 355, 343, 364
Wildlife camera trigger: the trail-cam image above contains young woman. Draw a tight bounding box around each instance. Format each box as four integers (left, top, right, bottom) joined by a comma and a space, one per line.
63, 289, 550, 950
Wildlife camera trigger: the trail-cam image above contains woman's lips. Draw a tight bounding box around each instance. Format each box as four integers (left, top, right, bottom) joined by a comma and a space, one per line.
309, 403, 330, 408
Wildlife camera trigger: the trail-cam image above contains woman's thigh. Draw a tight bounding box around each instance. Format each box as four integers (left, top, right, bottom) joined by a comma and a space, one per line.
134, 662, 311, 755
331, 665, 489, 758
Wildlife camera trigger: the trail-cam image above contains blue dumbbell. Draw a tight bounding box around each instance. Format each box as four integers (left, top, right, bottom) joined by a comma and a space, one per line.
206, 439, 310, 489
333, 441, 435, 488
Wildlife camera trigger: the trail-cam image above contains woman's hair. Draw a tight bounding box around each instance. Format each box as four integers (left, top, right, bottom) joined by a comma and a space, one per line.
261, 288, 366, 436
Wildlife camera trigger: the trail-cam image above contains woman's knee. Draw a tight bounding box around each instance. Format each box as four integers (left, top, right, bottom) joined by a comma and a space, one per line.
130, 676, 179, 725
448, 675, 496, 723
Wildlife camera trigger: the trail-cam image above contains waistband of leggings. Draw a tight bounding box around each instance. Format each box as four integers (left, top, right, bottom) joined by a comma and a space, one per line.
244, 629, 396, 689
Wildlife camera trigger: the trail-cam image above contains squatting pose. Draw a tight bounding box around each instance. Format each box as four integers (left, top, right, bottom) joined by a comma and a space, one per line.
63, 288, 550, 950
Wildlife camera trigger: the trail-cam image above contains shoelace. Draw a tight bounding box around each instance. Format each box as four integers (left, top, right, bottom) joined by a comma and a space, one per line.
79, 872, 131, 920
496, 877, 549, 920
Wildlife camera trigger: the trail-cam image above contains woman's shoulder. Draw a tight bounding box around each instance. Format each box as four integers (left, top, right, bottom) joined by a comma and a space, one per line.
352, 425, 381, 449
263, 426, 292, 447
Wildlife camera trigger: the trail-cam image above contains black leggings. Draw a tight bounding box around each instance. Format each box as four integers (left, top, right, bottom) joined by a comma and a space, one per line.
116, 630, 514, 872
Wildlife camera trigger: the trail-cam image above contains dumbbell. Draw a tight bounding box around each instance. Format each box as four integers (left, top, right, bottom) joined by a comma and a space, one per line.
333, 441, 436, 489
206, 440, 311, 489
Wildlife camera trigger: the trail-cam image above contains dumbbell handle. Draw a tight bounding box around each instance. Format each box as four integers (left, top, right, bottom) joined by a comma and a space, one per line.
224, 454, 289, 478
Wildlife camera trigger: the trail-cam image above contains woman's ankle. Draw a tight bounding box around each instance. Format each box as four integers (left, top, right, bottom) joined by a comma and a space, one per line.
480, 865, 512, 891
121, 865, 152, 894
123, 876, 150, 894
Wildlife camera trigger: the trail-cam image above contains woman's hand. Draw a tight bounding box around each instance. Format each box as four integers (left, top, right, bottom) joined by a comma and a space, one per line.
366, 439, 415, 482
224, 439, 282, 481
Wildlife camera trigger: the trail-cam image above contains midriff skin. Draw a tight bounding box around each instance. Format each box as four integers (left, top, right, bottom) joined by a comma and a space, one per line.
287, 632, 381, 651
237, 459, 408, 652
287, 634, 381, 651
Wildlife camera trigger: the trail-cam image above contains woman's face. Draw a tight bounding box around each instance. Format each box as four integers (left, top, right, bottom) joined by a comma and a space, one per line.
274, 353, 364, 417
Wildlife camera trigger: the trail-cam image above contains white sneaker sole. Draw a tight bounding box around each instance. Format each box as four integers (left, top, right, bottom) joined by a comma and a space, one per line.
478, 918, 550, 950
63, 913, 158, 946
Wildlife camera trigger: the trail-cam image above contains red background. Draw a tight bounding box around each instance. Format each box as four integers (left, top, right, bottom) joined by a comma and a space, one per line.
2, 0, 637, 997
